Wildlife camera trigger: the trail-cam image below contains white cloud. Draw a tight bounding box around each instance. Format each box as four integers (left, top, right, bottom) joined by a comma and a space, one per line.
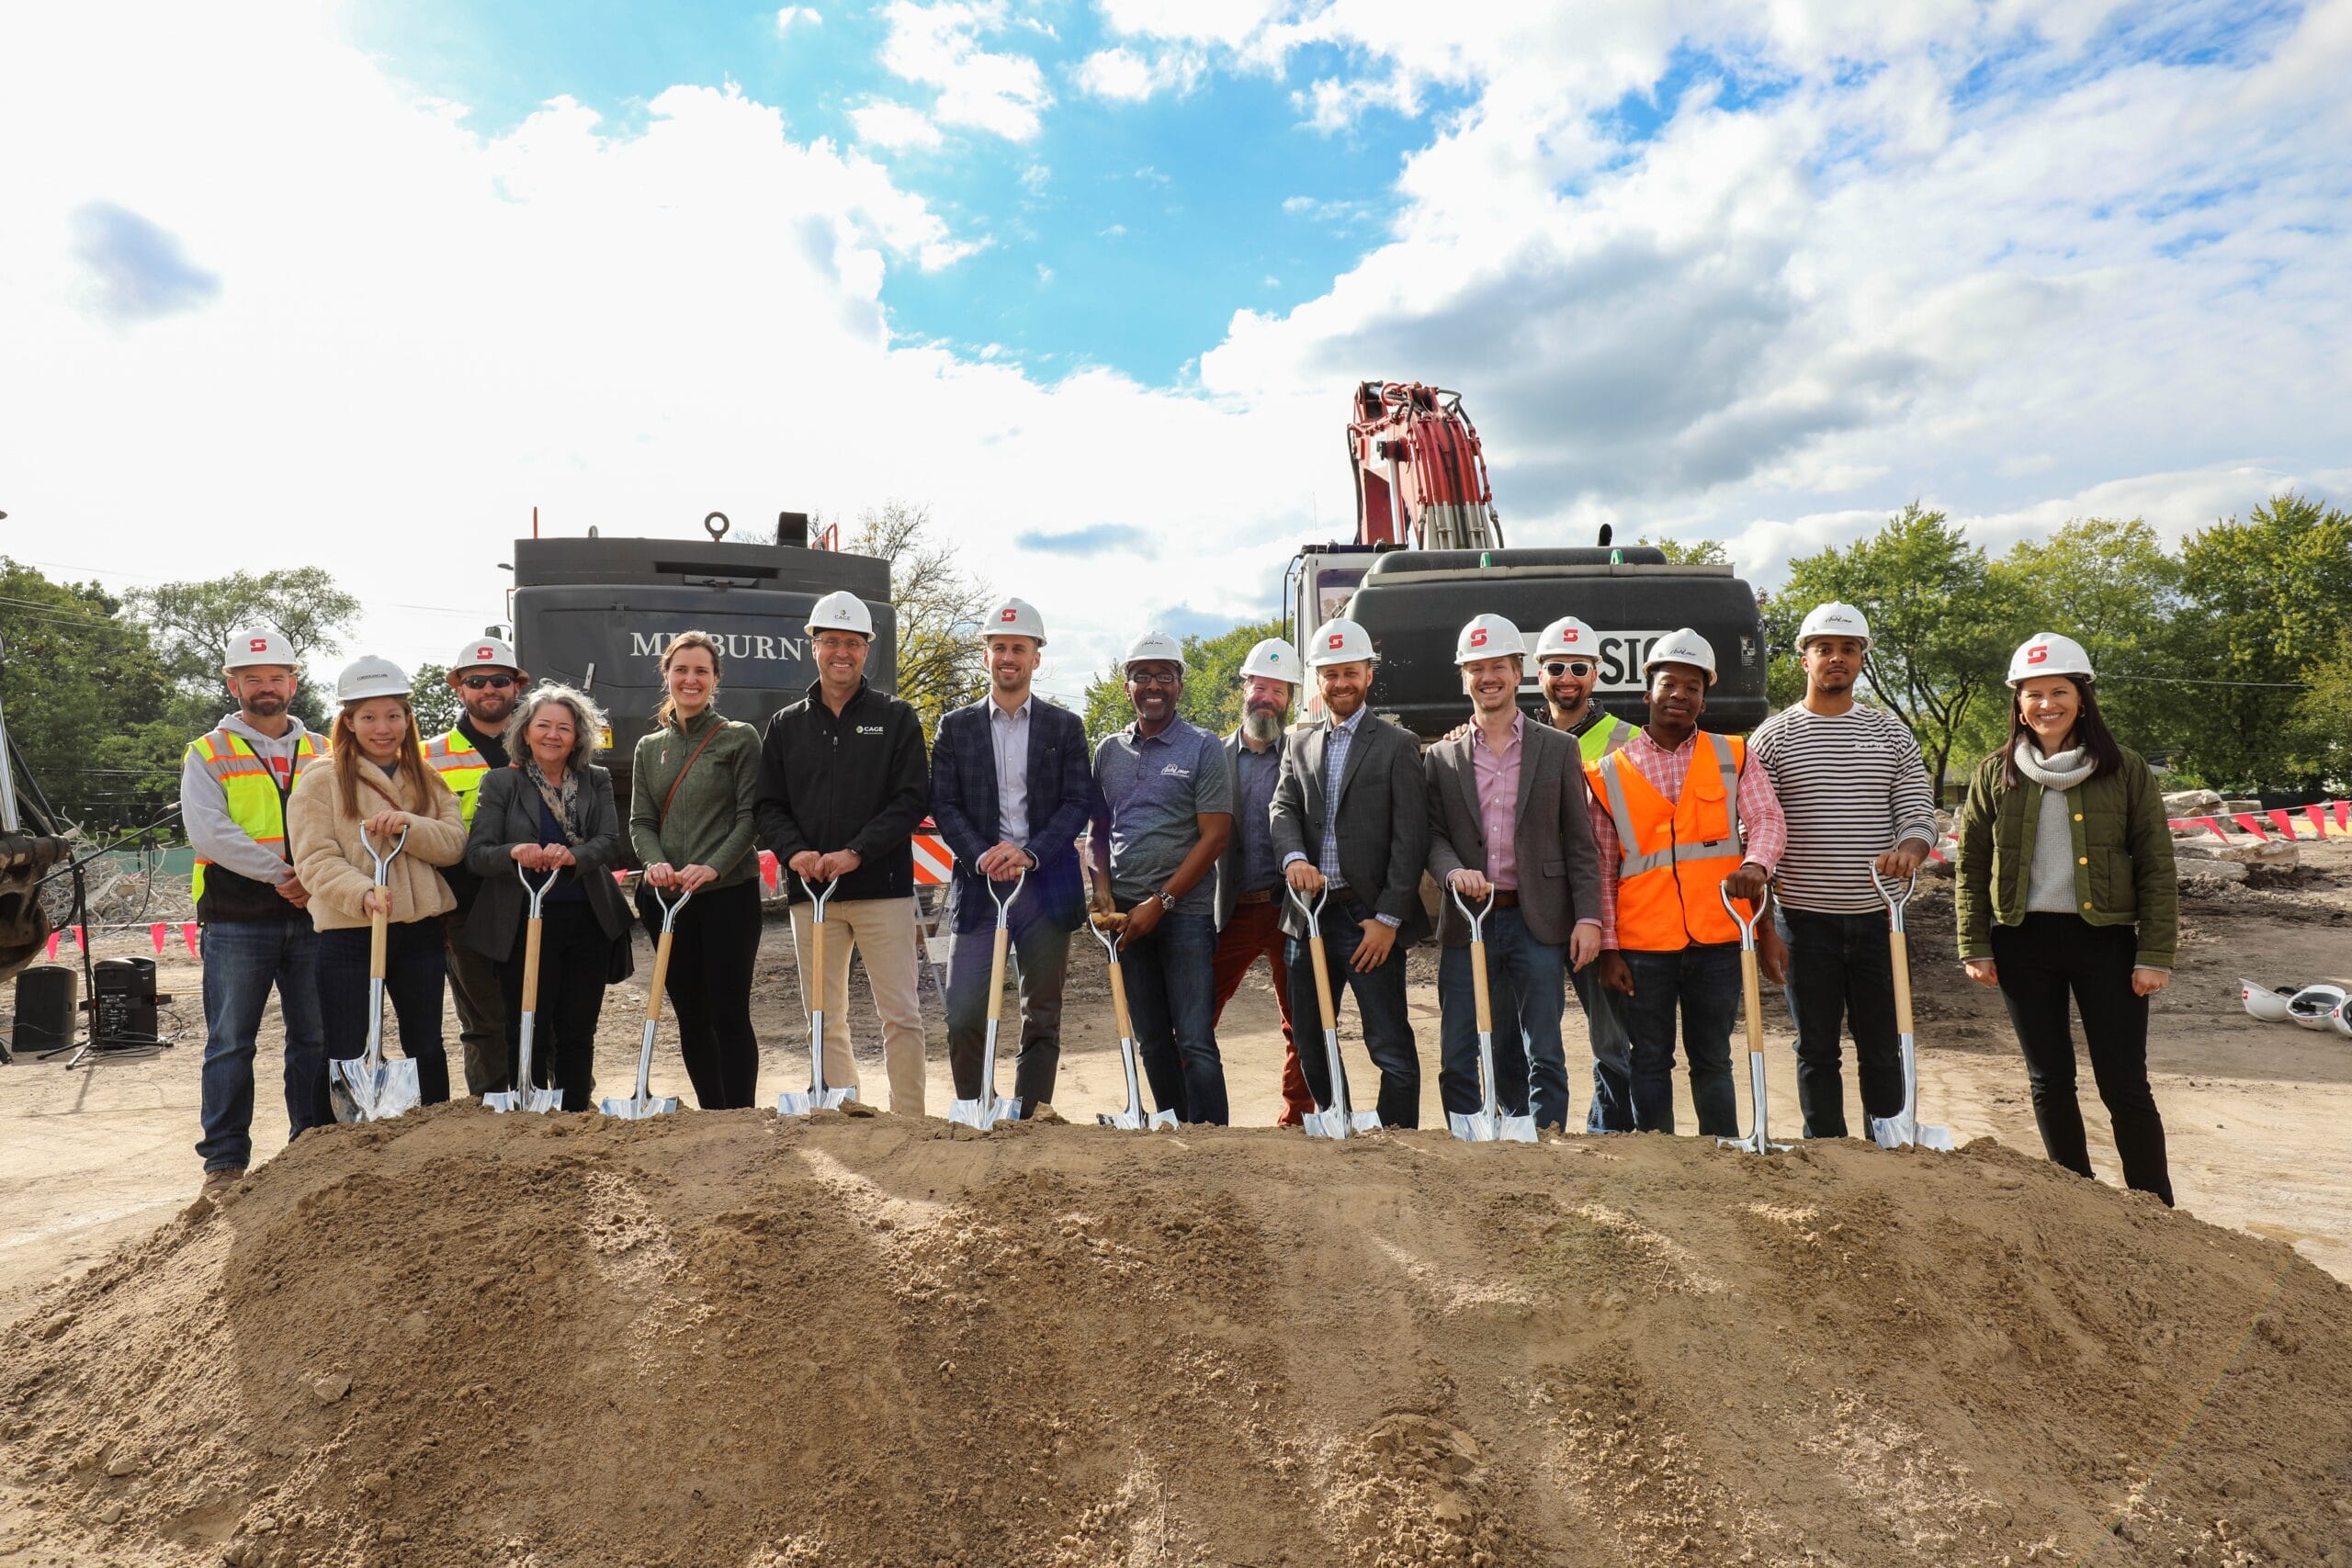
848, 99, 944, 149
876, 0, 1052, 141
773, 6, 822, 35
1074, 44, 1204, 102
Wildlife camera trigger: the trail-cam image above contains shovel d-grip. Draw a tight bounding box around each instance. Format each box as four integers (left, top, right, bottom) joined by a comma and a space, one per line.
1716, 881, 1791, 1155
1868, 863, 1955, 1153
1446, 884, 1536, 1144
329, 824, 421, 1124
485, 862, 564, 1115
947, 869, 1024, 1130
777, 874, 857, 1117
1289, 883, 1384, 1140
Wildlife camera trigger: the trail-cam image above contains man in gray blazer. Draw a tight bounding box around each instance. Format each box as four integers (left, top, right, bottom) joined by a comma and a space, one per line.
1424, 615, 1604, 1132
1271, 618, 1430, 1127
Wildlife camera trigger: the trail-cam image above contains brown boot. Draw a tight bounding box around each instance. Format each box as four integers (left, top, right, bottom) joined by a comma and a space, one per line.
200, 1167, 245, 1199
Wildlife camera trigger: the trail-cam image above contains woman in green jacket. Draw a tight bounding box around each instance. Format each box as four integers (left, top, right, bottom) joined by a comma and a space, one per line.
628, 630, 764, 1109
1955, 632, 2177, 1205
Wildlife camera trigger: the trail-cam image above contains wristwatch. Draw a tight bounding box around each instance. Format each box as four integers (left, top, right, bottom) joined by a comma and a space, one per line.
1155, 890, 1177, 912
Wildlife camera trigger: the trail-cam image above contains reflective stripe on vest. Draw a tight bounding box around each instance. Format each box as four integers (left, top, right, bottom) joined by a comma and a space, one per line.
1576, 714, 1637, 767
425, 729, 491, 826
187, 728, 319, 906
1589, 731, 1746, 950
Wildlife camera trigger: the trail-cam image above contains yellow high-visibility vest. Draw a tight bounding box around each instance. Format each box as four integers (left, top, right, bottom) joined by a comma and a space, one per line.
187, 728, 320, 906
424, 728, 492, 826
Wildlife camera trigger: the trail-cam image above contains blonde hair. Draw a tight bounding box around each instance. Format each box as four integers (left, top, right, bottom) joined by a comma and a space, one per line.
653, 630, 724, 728
329, 698, 451, 824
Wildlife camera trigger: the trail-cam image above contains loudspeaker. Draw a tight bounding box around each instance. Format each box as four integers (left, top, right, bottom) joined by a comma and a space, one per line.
89, 957, 159, 1046
12, 964, 77, 1053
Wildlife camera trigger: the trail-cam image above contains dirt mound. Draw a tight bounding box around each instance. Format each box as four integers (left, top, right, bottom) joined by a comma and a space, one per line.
6, 1110, 2350, 1568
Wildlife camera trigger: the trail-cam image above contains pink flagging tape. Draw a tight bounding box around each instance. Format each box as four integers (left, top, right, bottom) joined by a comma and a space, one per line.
183, 922, 200, 958
2267, 808, 2300, 839
45, 931, 60, 962
758, 849, 780, 894
151, 923, 167, 954
2232, 813, 2269, 840
2308, 804, 2335, 838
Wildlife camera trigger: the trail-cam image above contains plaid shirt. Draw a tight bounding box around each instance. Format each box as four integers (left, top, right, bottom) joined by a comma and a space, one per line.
1590, 727, 1785, 948
1316, 706, 1363, 882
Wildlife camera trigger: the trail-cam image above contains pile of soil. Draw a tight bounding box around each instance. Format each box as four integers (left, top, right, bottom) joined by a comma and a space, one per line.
6, 1110, 2350, 1567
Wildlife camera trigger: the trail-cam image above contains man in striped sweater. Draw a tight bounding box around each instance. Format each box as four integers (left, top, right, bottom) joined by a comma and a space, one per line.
1748, 603, 1939, 1140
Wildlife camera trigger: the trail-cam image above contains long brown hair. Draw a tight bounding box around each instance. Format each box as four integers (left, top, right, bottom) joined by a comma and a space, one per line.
330, 698, 452, 823
1998, 674, 2126, 789
652, 629, 724, 728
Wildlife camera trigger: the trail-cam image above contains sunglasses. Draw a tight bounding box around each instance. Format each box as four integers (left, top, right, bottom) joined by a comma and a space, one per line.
1127, 671, 1181, 687
1541, 661, 1595, 679
461, 674, 516, 690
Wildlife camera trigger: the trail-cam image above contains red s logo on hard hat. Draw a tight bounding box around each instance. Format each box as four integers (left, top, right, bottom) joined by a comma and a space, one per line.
1469, 628, 1487, 649
1565, 629, 1580, 643
1328, 633, 1344, 650
2027, 645, 2048, 665
477, 647, 493, 660
248, 637, 267, 653
1000, 607, 1015, 622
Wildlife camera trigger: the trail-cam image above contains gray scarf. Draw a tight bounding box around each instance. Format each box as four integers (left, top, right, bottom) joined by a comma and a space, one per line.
2013, 739, 2095, 791
2016, 740, 2094, 912
523, 759, 582, 843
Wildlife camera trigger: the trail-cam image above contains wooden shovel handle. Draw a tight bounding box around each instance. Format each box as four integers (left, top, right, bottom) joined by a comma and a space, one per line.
1468, 937, 1493, 1035
1738, 944, 1765, 1055
1306, 929, 1337, 1031
368, 906, 389, 981
1889, 928, 1914, 1036
985, 923, 1012, 1028
646, 927, 676, 1024
521, 916, 544, 1013
1106, 956, 1135, 1043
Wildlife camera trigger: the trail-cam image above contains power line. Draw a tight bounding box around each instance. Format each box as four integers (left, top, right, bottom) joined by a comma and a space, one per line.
2103, 673, 2312, 690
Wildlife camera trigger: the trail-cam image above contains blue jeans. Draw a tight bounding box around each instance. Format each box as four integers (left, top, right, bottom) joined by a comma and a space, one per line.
1617, 943, 1741, 1136
1776, 907, 1904, 1139
197, 918, 327, 1173
1571, 956, 1634, 1132
1118, 901, 1227, 1124
1437, 905, 1568, 1129
316, 919, 452, 1105
1284, 911, 1420, 1127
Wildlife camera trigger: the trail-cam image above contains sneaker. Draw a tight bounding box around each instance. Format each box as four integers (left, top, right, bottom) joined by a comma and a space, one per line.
200, 1167, 245, 1198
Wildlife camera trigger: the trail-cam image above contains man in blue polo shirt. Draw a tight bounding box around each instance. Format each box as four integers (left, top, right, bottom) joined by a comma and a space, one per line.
1088, 631, 1234, 1124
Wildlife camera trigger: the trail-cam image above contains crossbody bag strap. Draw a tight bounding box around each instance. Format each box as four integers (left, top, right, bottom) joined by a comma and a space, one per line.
660, 723, 725, 824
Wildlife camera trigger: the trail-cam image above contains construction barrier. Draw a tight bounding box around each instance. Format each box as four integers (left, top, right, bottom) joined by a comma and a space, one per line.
2167, 799, 2351, 842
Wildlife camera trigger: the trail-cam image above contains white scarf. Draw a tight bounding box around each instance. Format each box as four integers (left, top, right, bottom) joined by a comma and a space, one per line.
2013, 739, 2095, 792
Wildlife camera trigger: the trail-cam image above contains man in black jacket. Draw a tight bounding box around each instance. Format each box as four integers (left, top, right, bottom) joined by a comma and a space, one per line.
752, 592, 932, 1113
929, 598, 1095, 1113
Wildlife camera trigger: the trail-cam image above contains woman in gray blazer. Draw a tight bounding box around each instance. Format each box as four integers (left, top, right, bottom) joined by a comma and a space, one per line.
463, 682, 631, 1110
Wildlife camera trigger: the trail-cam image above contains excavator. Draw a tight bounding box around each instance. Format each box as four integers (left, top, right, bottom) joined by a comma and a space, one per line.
1285, 381, 1767, 737
0, 683, 72, 993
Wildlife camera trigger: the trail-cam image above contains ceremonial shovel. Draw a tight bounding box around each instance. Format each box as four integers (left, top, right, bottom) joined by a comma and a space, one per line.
1716, 882, 1791, 1155
1290, 884, 1383, 1140
601, 883, 686, 1120
1445, 886, 1535, 1144
328, 825, 422, 1123
483, 863, 563, 1114
1869, 864, 1955, 1152
946, 870, 1023, 1130
776, 875, 856, 1117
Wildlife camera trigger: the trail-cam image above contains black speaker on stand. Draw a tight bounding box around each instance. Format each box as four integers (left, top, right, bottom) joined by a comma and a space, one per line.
11, 964, 77, 1055
85, 956, 164, 1048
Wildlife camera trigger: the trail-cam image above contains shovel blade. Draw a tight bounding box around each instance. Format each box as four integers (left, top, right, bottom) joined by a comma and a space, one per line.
328, 1057, 422, 1124
946, 1093, 1021, 1131
1870, 1112, 1956, 1152
1497, 1112, 1538, 1145
1448, 1110, 1500, 1143
481, 1090, 521, 1114
1096, 1106, 1180, 1131
776, 1086, 858, 1118
1303, 1107, 1384, 1139
1718, 1128, 1794, 1155
598, 1092, 680, 1121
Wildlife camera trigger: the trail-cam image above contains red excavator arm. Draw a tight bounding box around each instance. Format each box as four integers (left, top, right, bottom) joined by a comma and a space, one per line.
1346, 381, 1504, 550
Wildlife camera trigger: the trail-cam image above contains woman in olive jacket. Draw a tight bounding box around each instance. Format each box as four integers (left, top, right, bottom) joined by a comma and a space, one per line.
1955, 632, 2177, 1204
464, 682, 632, 1111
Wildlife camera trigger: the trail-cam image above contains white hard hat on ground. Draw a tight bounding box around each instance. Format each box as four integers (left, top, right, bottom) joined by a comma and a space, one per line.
451, 636, 523, 673
1308, 618, 1377, 667
2287, 983, 2347, 1031
1643, 628, 1717, 686
2241, 980, 2293, 1021
1797, 602, 1871, 650
2007, 632, 2094, 685
335, 655, 412, 705
1454, 614, 1524, 664
805, 591, 876, 639
1532, 615, 1599, 661
1238, 637, 1299, 684
224, 627, 296, 670
982, 597, 1046, 644
1123, 631, 1186, 672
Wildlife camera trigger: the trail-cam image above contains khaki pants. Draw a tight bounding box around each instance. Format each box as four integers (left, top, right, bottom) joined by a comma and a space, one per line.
444, 912, 509, 1096
786, 897, 928, 1115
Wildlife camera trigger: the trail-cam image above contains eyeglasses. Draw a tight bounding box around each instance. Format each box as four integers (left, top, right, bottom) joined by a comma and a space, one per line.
1127, 671, 1181, 687
1542, 661, 1595, 679
461, 674, 515, 690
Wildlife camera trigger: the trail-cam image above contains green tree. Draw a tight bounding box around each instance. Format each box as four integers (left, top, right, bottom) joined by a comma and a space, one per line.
845, 502, 993, 736
0, 559, 180, 832
409, 662, 461, 739
127, 567, 361, 731
1080, 618, 1286, 742
2293, 628, 2352, 791
1766, 504, 2010, 796
2171, 491, 2352, 791
1636, 536, 1731, 566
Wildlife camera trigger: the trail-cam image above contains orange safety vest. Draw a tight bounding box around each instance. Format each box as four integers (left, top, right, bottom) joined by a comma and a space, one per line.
1586, 730, 1748, 951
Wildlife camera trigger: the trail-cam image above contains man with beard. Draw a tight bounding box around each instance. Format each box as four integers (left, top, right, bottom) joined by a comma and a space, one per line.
1748, 602, 1937, 1139
1210, 637, 1313, 1125
1531, 615, 1639, 1130
930, 598, 1094, 1116
1589, 630, 1785, 1136
182, 628, 324, 1195
424, 636, 526, 1096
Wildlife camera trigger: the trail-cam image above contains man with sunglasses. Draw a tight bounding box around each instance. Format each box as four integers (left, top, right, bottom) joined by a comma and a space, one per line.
426, 637, 526, 1095
1532, 615, 1639, 1130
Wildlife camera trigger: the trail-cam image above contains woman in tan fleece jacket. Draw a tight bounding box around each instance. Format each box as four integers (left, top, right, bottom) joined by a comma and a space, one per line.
288, 657, 467, 1107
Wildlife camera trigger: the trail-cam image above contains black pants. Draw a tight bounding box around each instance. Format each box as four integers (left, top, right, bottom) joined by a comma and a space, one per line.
945, 912, 1072, 1111
1777, 907, 1905, 1139
1990, 914, 2173, 1205
316, 919, 452, 1105
636, 879, 763, 1111
498, 901, 612, 1112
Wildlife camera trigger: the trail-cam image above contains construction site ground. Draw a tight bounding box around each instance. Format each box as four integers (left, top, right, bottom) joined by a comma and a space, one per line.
3, 838, 2349, 1564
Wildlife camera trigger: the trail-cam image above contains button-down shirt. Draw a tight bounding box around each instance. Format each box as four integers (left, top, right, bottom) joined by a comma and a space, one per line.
1314, 705, 1364, 882
1589, 727, 1786, 948
1093, 716, 1233, 913
989, 694, 1031, 848
1471, 711, 1525, 890
1232, 736, 1283, 894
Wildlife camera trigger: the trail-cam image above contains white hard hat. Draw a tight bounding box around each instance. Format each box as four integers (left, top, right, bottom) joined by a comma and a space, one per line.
1123, 630, 1186, 672
334, 655, 411, 705
1532, 615, 1599, 662
1797, 602, 1871, 650
982, 597, 1046, 645
2287, 983, 2347, 1031
2007, 632, 2094, 685
2335, 997, 2352, 1040
2241, 980, 2293, 1022
805, 590, 875, 639
1455, 614, 1524, 664
224, 627, 296, 670
452, 635, 522, 672
1238, 637, 1299, 684
1308, 618, 1377, 667
1643, 627, 1717, 686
